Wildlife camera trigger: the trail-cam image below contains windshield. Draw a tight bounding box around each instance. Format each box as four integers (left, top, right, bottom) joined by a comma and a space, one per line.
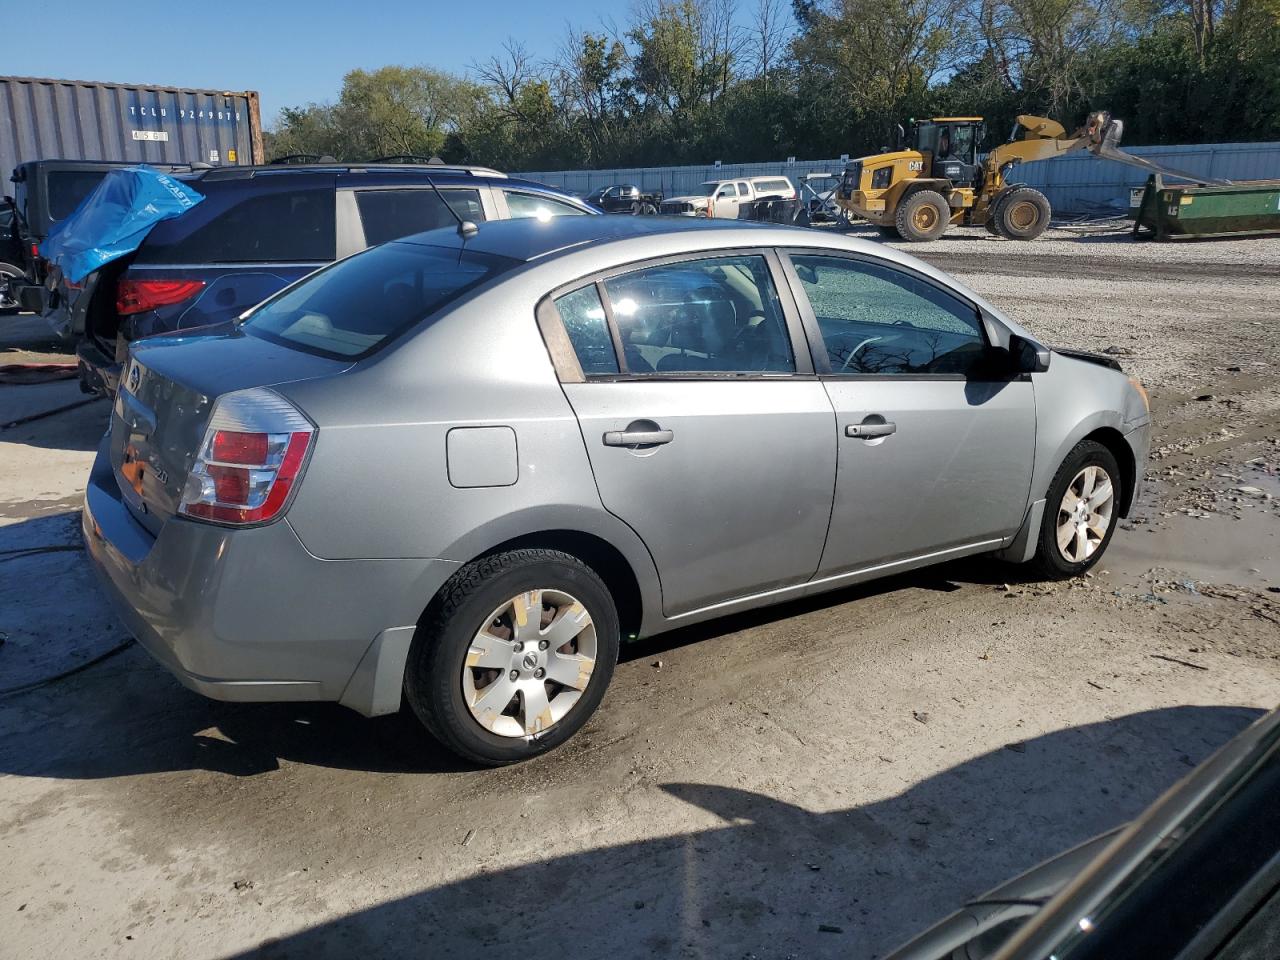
242, 241, 516, 360
697, 182, 720, 197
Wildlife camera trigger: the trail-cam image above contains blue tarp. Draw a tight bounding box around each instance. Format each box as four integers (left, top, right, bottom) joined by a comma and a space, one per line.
40, 165, 204, 283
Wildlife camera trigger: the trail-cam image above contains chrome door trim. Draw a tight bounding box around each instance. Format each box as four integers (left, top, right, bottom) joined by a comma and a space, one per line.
664, 537, 1005, 623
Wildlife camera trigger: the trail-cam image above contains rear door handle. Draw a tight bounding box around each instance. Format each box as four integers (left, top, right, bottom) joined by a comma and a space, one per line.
846, 421, 897, 439
603, 429, 674, 447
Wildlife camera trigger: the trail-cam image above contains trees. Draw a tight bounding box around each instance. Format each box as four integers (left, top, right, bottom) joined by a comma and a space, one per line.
264, 0, 1279, 169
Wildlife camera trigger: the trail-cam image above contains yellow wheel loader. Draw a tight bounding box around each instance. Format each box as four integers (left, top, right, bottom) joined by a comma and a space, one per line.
836, 112, 1116, 241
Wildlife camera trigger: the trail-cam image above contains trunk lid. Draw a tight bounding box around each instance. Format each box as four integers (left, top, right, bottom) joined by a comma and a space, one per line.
110, 327, 349, 534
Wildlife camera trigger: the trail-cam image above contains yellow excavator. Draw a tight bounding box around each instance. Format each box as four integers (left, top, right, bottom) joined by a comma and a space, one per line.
836, 112, 1118, 241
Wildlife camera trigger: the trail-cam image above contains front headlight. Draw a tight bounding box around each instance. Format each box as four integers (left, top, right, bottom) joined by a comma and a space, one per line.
1128, 375, 1150, 413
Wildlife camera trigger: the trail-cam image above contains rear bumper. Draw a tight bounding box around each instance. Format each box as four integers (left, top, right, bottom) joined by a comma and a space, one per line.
82, 438, 459, 715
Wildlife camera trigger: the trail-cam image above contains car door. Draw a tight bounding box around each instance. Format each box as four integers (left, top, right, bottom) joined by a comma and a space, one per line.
711, 184, 738, 219
546, 251, 837, 617
782, 251, 1036, 576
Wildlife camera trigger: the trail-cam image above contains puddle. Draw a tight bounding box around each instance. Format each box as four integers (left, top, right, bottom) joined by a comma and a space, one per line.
1109, 511, 1280, 586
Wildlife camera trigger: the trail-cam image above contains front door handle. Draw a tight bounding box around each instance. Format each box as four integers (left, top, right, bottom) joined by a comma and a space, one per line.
846, 420, 897, 439
603, 428, 674, 447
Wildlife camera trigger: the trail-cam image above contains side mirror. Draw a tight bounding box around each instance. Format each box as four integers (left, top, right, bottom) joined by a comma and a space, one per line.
1009, 333, 1051, 373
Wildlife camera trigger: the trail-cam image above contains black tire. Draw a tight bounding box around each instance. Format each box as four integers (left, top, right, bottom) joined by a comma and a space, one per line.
630, 201, 642, 215
0, 265, 22, 315
642, 202, 658, 215
984, 196, 1007, 237
1031, 440, 1122, 580
996, 187, 1051, 240
403, 548, 620, 766
894, 190, 950, 242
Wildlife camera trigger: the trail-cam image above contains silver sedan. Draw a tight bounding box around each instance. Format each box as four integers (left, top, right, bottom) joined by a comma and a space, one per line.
84, 216, 1151, 764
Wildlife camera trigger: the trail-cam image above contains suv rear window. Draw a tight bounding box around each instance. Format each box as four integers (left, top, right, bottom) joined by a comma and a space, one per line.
241, 241, 515, 359
356, 188, 485, 246
135, 187, 336, 264
47, 170, 113, 222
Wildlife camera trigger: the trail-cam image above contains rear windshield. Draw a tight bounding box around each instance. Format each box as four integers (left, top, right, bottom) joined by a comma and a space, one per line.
241, 241, 515, 359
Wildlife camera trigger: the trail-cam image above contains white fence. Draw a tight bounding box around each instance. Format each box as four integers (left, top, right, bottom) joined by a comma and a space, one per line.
516, 140, 1280, 214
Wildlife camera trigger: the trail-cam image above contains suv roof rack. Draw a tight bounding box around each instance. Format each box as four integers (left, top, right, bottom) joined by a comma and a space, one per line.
196, 161, 509, 182
269, 153, 339, 165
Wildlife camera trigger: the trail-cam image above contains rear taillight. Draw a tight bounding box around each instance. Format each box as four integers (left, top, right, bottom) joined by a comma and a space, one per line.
116, 278, 206, 316
178, 388, 314, 526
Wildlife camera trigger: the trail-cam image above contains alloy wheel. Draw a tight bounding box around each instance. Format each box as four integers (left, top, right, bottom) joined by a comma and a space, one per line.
461, 589, 597, 738
1056, 465, 1115, 563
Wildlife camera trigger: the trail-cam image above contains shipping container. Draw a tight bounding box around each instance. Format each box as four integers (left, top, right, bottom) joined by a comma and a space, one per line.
0, 75, 264, 185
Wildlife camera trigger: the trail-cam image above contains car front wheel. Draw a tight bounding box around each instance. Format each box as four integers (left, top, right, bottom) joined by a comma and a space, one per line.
404, 549, 619, 766
1032, 440, 1121, 579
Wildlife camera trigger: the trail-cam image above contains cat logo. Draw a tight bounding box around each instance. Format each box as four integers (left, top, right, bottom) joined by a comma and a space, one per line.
908, 160, 924, 172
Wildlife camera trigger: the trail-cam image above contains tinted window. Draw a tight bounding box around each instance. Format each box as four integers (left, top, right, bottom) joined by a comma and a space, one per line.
47, 170, 112, 221
504, 192, 588, 219
137, 188, 335, 264
737, 182, 750, 196
356, 189, 485, 246
554, 285, 619, 375
791, 255, 984, 375
602, 256, 794, 374
242, 242, 513, 359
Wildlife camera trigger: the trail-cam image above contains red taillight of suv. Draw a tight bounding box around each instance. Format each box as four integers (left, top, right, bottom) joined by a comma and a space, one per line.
178, 388, 314, 526
116, 278, 206, 316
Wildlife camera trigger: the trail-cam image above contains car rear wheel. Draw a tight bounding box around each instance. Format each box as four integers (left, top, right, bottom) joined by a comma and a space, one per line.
1032, 440, 1121, 579
895, 190, 950, 242
404, 548, 619, 766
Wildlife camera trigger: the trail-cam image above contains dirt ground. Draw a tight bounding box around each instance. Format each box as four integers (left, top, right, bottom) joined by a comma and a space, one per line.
1, 223, 1278, 960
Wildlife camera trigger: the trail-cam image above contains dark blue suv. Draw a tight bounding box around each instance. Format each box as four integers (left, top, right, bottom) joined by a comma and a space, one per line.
53, 162, 597, 394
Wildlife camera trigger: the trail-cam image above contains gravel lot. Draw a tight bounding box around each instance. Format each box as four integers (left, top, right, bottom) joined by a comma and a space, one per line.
1, 223, 1278, 959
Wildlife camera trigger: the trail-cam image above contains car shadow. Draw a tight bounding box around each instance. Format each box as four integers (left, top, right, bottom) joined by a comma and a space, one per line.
0, 536, 1054, 783
214, 705, 1262, 960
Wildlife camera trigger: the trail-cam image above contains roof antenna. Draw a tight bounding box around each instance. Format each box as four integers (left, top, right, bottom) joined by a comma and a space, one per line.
424, 176, 478, 240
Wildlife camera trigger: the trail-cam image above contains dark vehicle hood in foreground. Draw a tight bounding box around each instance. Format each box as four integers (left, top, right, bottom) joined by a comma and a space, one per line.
889, 707, 1280, 960
110, 328, 350, 535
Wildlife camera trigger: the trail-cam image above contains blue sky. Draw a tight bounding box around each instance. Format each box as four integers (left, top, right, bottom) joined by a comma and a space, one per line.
7, 0, 635, 127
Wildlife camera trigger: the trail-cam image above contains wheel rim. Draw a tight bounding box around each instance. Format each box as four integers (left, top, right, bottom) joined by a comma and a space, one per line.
1056, 465, 1115, 563
1008, 201, 1036, 231
461, 589, 597, 739
912, 204, 938, 231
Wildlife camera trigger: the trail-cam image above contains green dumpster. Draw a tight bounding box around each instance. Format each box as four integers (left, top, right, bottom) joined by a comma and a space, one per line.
1133, 173, 1280, 240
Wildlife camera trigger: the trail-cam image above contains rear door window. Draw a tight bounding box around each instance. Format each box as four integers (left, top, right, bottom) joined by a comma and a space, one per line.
136, 188, 336, 264
242, 241, 515, 359
554, 285, 619, 375
355, 188, 485, 246
601, 255, 794, 374
504, 192, 588, 219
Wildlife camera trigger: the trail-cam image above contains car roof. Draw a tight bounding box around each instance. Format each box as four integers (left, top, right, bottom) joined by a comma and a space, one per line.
397, 215, 789, 262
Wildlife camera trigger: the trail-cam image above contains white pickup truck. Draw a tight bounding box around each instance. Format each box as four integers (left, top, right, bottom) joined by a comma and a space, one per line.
658, 175, 796, 218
